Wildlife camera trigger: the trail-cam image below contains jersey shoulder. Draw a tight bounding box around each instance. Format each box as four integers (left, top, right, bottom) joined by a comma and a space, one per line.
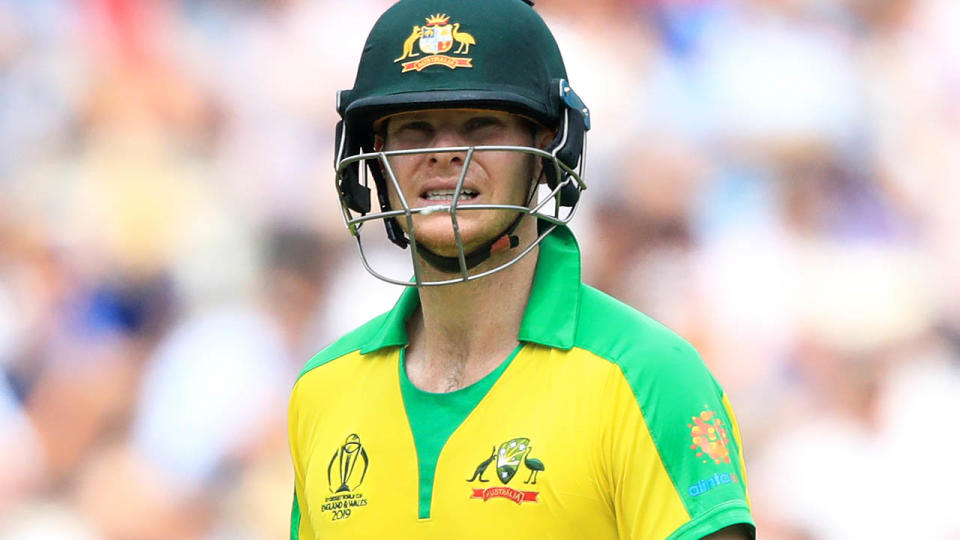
574, 284, 718, 395
297, 310, 392, 381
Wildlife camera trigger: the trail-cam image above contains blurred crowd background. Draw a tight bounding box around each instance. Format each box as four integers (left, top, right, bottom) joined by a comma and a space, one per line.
1, 0, 958, 538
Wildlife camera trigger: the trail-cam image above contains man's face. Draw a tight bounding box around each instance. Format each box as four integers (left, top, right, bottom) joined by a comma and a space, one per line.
377, 108, 550, 259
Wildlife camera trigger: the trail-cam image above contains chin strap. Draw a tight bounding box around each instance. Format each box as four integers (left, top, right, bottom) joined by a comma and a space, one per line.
414, 172, 542, 274
415, 214, 523, 274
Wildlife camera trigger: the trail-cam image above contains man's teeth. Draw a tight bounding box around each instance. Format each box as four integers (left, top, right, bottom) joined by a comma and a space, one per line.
423, 189, 477, 200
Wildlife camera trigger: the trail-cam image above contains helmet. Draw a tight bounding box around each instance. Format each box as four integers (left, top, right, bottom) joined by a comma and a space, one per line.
335, 0, 590, 286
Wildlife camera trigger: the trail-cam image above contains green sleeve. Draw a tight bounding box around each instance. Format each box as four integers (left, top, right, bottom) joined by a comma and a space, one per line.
290, 490, 301, 540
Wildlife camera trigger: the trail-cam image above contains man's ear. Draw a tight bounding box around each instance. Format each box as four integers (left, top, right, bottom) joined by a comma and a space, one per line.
373, 133, 385, 152
536, 128, 557, 150
534, 128, 557, 183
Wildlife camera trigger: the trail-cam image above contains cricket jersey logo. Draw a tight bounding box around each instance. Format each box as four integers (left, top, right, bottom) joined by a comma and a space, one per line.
321, 434, 369, 521
328, 433, 368, 492
688, 406, 732, 464
467, 437, 544, 505
688, 471, 740, 497
395, 13, 475, 73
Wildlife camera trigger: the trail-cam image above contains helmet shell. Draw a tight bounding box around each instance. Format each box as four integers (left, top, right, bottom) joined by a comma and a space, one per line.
339, 0, 569, 146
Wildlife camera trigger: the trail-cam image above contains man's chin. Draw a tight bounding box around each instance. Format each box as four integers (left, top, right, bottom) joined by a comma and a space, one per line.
412, 236, 486, 258
406, 213, 525, 259
409, 227, 499, 257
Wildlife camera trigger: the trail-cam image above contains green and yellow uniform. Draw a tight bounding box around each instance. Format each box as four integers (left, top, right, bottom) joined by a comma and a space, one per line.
289, 226, 754, 539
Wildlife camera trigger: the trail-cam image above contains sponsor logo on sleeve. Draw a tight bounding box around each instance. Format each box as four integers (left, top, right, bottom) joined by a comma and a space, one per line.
688, 472, 740, 497
688, 405, 731, 464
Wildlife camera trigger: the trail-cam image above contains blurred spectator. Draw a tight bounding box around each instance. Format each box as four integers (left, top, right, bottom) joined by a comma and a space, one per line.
0, 375, 44, 511
585, 138, 705, 346
129, 224, 330, 535
750, 244, 954, 539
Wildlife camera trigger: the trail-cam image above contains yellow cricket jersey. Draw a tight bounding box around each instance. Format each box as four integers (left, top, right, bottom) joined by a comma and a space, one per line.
289, 225, 754, 539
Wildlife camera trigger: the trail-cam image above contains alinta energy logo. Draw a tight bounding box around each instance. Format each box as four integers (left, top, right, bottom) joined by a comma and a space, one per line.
394, 13, 476, 73
688, 405, 732, 465
467, 437, 545, 505
322, 434, 369, 522
688, 471, 740, 497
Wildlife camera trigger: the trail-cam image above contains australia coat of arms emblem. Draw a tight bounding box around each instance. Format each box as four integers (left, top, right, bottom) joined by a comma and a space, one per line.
467, 437, 544, 505
395, 13, 476, 73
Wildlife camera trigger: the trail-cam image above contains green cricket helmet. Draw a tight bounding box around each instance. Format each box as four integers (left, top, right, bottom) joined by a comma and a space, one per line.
335, 0, 590, 286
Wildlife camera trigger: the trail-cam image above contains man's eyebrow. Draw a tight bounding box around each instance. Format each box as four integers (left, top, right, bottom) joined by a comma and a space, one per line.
395, 112, 432, 121
391, 118, 432, 130
468, 114, 506, 123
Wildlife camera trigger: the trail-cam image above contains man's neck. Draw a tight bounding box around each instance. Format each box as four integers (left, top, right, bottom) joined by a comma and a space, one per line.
404, 245, 539, 393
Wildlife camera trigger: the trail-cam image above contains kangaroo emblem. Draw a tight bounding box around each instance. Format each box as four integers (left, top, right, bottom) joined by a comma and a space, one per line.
395, 25, 422, 62
467, 446, 497, 482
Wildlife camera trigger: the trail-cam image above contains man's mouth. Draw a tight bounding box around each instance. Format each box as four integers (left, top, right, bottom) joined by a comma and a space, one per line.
421, 189, 479, 202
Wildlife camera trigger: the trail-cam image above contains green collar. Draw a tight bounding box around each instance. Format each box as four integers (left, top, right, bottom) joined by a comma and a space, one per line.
359, 224, 582, 354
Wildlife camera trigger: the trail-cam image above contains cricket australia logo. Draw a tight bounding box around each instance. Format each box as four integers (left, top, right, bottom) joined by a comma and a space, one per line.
394, 13, 476, 73
467, 437, 544, 505
321, 434, 369, 521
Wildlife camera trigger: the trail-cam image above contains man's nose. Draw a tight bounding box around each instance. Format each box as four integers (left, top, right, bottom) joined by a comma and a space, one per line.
428, 127, 467, 167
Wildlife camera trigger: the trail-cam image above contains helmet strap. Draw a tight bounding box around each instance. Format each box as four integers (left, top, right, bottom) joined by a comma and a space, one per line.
415, 213, 524, 274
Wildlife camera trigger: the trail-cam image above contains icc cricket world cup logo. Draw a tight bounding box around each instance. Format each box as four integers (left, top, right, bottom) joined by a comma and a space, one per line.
321, 434, 370, 521
328, 434, 369, 493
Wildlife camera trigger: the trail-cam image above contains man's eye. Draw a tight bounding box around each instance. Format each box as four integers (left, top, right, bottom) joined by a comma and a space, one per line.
465, 117, 501, 132
387, 122, 433, 148
394, 121, 433, 136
